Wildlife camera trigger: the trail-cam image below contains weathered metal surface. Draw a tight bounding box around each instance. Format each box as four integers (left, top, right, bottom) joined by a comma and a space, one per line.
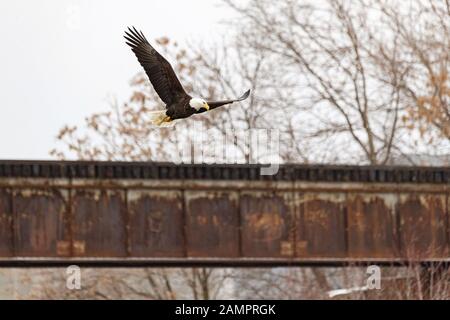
0, 160, 448, 183
298, 193, 347, 257
13, 189, 66, 256
397, 193, 448, 259
127, 190, 184, 257
185, 191, 240, 257
0, 190, 12, 256
0, 161, 448, 267
240, 192, 293, 258
346, 194, 398, 258
72, 190, 127, 257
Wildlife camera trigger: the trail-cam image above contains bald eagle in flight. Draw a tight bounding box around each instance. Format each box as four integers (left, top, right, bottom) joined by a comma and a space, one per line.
124, 27, 250, 126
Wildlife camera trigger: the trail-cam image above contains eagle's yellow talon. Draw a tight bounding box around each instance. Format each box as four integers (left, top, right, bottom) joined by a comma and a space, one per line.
155, 116, 171, 126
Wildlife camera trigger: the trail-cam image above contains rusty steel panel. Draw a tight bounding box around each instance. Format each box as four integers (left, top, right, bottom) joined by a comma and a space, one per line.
72, 190, 127, 257
0, 190, 12, 256
185, 191, 239, 257
128, 190, 184, 257
297, 194, 346, 257
240, 192, 293, 257
397, 194, 448, 258
347, 194, 398, 258
13, 189, 67, 256
0, 161, 449, 267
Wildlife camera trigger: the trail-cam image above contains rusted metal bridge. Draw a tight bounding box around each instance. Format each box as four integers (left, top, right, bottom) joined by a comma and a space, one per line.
0, 160, 448, 267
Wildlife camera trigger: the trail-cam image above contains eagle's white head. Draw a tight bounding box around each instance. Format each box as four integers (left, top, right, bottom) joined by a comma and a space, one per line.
189, 98, 210, 111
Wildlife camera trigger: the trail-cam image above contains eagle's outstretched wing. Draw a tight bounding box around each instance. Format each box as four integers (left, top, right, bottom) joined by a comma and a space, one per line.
124, 27, 189, 106
206, 89, 251, 110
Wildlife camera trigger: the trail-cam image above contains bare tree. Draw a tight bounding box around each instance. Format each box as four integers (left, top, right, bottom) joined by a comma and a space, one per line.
377, 0, 450, 141
223, 0, 449, 164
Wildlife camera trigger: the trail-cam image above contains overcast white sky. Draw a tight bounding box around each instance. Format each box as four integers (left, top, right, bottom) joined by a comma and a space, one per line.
0, 0, 233, 159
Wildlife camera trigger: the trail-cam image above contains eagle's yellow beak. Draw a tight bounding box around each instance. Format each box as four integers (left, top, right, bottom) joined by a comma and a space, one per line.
203, 102, 210, 111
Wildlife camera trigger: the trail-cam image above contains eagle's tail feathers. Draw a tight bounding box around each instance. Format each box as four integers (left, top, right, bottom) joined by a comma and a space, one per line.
148, 110, 174, 127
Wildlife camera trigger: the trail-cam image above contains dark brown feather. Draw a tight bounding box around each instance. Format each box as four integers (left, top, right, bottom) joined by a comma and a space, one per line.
206, 89, 251, 110
124, 27, 189, 106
